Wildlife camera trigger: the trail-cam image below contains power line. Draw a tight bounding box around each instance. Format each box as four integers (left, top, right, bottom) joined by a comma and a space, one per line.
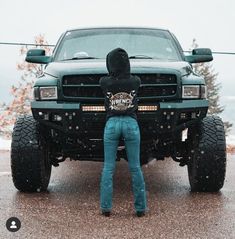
183, 50, 235, 55
0, 42, 55, 47
1, 41, 235, 55
210, 51, 235, 55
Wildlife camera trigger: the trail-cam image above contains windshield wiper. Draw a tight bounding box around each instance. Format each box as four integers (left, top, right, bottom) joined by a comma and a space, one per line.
61, 56, 99, 61
129, 55, 153, 59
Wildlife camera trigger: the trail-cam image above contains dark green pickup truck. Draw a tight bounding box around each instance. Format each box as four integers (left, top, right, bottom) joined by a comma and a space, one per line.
11, 27, 226, 193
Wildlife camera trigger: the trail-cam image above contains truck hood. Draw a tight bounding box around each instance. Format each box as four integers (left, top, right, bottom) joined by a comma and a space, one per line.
44, 59, 193, 78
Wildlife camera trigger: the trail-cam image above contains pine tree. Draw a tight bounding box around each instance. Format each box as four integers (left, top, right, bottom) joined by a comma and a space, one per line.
0, 35, 52, 138
191, 39, 232, 135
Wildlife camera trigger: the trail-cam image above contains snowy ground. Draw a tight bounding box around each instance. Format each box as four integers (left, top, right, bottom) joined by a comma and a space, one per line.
227, 135, 235, 146
0, 138, 11, 150
1, 135, 235, 151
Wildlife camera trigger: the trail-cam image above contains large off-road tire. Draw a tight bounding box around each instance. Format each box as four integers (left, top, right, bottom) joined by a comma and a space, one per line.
187, 115, 226, 192
11, 115, 52, 192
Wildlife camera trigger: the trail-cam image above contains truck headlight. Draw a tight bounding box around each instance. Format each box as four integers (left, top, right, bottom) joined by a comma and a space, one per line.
39, 86, 58, 100
182, 85, 200, 98
182, 85, 207, 99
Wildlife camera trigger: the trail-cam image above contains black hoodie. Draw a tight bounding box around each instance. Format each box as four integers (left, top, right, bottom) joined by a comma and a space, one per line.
99, 48, 141, 121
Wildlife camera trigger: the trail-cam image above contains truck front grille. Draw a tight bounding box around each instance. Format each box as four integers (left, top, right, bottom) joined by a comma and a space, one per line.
62, 74, 178, 101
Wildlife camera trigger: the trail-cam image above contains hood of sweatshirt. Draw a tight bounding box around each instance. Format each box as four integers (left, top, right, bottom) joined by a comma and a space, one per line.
106, 48, 130, 78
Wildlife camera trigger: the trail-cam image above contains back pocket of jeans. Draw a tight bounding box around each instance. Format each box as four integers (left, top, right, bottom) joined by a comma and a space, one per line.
127, 123, 139, 134
105, 125, 115, 134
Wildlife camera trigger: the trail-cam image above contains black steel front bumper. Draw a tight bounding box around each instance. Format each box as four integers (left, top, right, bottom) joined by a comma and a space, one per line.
31, 100, 208, 136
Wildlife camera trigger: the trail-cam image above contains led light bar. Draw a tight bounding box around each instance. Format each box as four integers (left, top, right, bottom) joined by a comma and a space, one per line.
82, 105, 158, 112
82, 106, 105, 111
138, 105, 158, 111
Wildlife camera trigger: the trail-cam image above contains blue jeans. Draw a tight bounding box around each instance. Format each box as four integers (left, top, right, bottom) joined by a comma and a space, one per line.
100, 115, 147, 212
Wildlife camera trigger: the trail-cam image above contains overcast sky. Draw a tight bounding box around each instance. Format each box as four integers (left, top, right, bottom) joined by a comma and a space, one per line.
0, 0, 235, 133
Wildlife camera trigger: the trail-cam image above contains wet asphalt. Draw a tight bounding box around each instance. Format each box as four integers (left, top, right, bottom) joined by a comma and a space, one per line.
0, 151, 235, 239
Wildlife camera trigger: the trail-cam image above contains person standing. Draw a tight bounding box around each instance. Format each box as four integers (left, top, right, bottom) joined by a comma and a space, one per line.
99, 48, 147, 217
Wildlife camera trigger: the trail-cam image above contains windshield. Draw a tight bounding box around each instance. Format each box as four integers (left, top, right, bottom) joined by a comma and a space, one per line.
54, 28, 182, 61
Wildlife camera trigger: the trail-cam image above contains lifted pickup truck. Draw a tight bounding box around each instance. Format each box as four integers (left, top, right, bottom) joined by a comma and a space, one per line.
11, 27, 226, 193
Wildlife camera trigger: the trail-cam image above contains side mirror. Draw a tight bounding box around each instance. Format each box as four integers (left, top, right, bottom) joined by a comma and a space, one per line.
25, 49, 52, 64
185, 48, 213, 63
